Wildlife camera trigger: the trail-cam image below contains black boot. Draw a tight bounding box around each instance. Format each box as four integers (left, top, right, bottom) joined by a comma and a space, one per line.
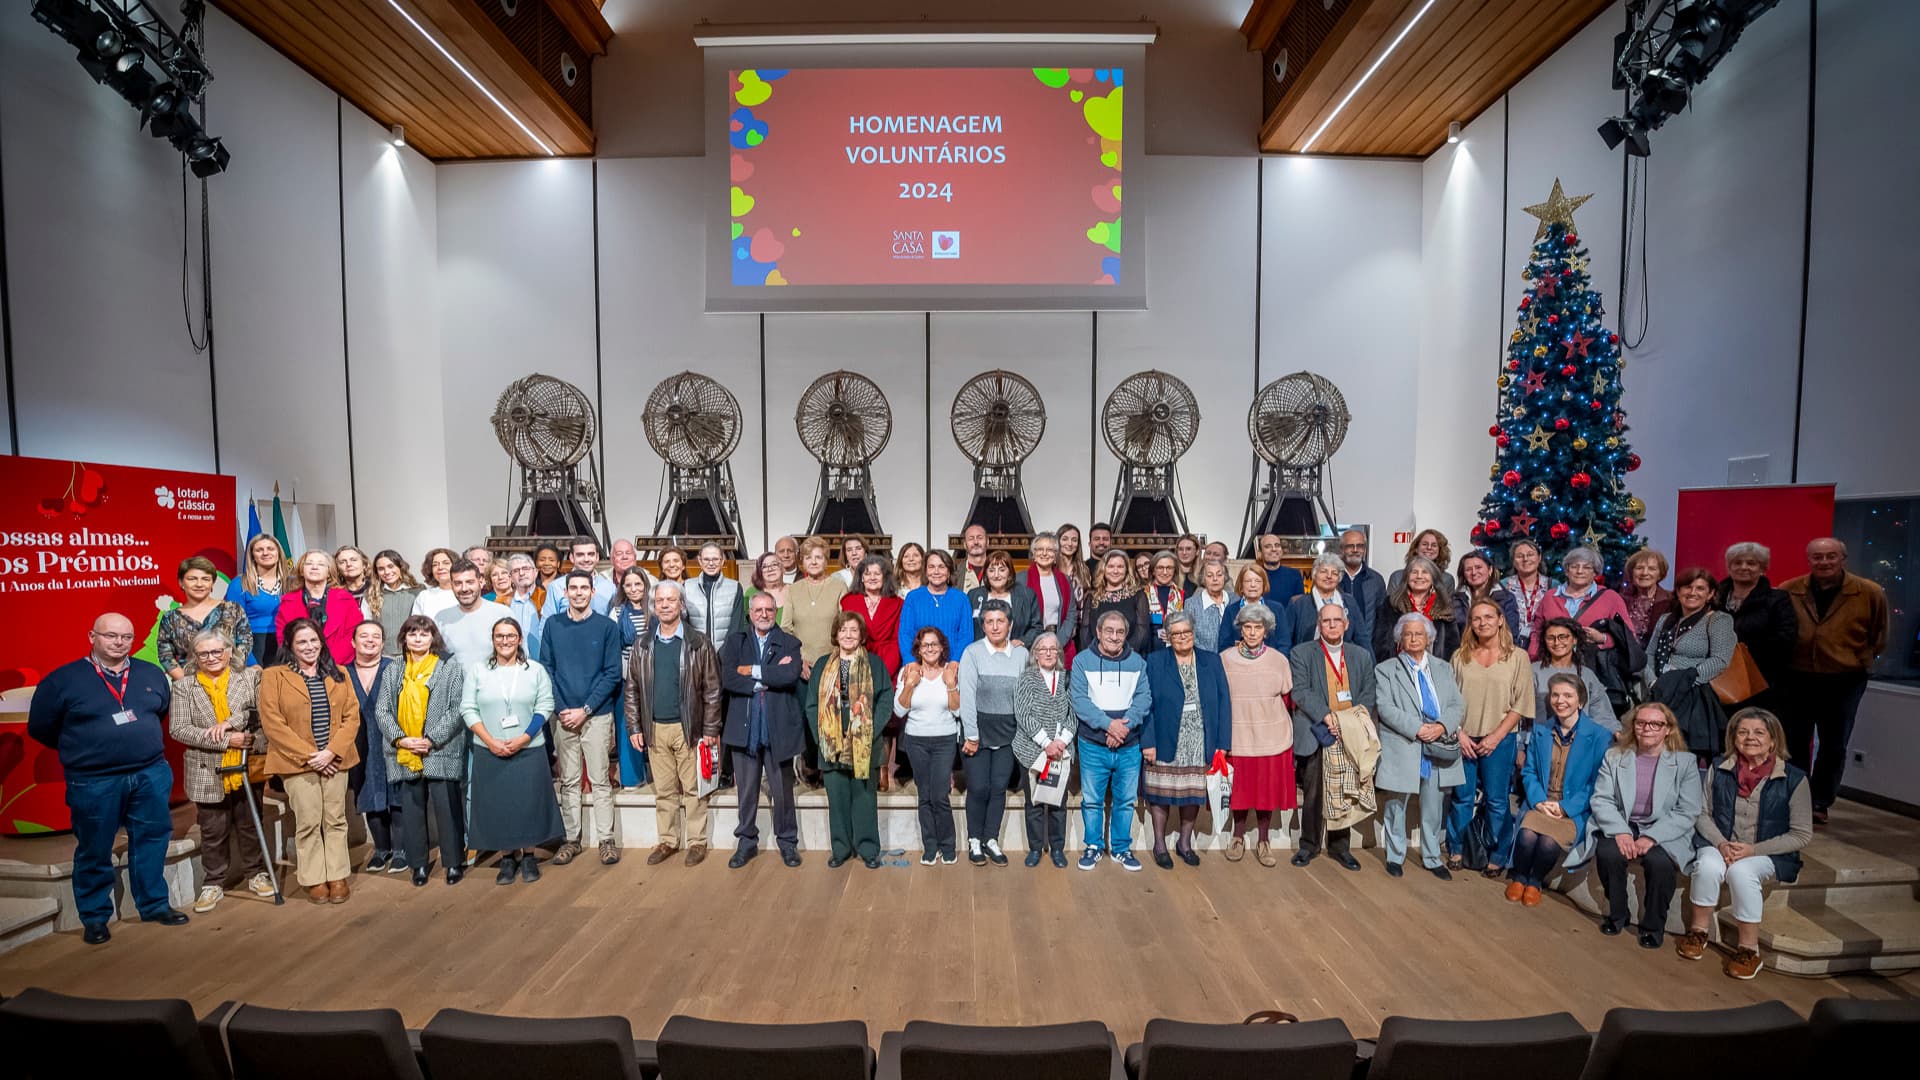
496, 854, 519, 885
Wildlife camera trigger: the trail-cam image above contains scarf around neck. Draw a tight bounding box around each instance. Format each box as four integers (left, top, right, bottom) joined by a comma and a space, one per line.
196, 668, 243, 793
816, 650, 876, 779
396, 654, 438, 773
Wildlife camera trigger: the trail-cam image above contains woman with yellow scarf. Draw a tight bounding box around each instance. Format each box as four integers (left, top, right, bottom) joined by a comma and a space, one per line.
806, 610, 895, 869
374, 616, 469, 886
169, 631, 274, 912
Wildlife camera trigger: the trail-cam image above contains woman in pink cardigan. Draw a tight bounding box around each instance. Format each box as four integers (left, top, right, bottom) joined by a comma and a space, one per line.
274, 549, 364, 664
1528, 546, 1632, 660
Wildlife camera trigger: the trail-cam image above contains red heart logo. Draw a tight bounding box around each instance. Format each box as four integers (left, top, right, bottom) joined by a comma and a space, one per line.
938, 235, 953, 250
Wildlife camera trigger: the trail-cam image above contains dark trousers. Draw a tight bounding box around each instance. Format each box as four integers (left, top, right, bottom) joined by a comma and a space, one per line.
1594, 835, 1679, 931
1788, 671, 1869, 809
195, 785, 266, 883
823, 767, 880, 861
366, 809, 395, 858
1509, 828, 1565, 887
1023, 767, 1069, 854
963, 744, 1016, 843
1293, 750, 1349, 857
731, 744, 798, 853
397, 778, 464, 871
65, 758, 175, 927
903, 733, 957, 858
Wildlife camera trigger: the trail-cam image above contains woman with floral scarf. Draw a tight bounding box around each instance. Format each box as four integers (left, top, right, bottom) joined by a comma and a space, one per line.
807, 610, 894, 869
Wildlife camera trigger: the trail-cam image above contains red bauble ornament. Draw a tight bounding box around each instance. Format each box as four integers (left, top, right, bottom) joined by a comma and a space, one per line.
1553, 417, 1570, 431
1547, 314, 1559, 325
1486, 518, 1504, 533
1502, 470, 1523, 488
1567, 232, 1579, 245
1608, 333, 1620, 344
1625, 453, 1642, 471
1560, 364, 1577, 377
1589, 400, 1604, 411
1519, 295, 1532, 308
1507, 360, 1522, 372
1550, 522, 1572, 540
1470, 524, 1486, 541
1496, 434, 1511, 448
1489, 425, 1503, 437
1620, 518, 1638, 534
1570, 472, 1592, 489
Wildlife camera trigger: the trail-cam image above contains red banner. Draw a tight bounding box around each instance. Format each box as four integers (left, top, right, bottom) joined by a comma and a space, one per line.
1674, 483, 1835, 582
0, 456, 236, 834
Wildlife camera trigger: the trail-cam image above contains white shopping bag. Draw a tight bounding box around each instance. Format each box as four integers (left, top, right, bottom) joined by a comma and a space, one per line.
1204, 752, 1234, 839
1030, 752, 1071, 807
696, 739, 722, 799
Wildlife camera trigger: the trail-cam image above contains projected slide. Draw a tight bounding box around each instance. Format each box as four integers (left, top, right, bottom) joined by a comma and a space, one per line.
726, 67, 1125, 288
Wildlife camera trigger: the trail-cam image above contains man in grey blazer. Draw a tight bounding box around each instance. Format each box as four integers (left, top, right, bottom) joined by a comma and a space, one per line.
1288, 604, 1377, 871
1373, 612, 1465, 880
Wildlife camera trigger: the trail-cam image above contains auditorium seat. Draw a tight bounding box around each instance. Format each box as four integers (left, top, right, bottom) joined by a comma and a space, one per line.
1123, 1017, 1356, 1080
878, 1019, 1123, 1080
1807, 998, 1920, 1071
656, 1015, 873, 1079
422, 1008, 659, 1080
1579, 1001, 1808, 1080
0, 986, 224, 1080
207, 1001, 423, 1080
1364, 1012, 1590, 1080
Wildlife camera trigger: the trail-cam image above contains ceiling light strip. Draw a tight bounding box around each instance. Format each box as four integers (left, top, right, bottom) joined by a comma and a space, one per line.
1298, 0, 1442, 154
383, 0, 555, 156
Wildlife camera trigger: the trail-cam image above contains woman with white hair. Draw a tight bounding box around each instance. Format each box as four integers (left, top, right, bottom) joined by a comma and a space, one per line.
1529, 547, 1632, 660
1013, 632, 1075, 868
1219, 602, 1295, 866
1374, 556, 1460, 661
1287, 553, 1350, 648
1714, 542, 1798, 713
1141, 610, 1230, 868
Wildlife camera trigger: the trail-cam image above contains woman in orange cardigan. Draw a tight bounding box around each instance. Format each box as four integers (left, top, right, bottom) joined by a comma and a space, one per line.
258, 618, 362, 905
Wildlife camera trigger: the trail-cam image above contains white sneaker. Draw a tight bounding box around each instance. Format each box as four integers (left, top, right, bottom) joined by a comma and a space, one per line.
192, 885, 224, 913
246, 872, 275, 898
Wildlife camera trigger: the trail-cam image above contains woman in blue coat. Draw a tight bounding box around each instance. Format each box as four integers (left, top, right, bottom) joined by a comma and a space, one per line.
1507, 672, 1611, 906
1141, 611, 1232, 869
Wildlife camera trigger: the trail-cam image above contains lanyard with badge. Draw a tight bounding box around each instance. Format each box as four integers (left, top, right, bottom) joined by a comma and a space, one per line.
499, 664, 523, 729
1322, 643, 1352, 705
94, 661, 137, 725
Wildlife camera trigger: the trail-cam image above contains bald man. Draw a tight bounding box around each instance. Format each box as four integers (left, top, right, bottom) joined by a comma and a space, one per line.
28, 613, 190, 943
1782, 538, 1889, 823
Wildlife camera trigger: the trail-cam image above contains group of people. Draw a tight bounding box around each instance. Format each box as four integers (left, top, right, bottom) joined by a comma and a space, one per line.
27, 521, 1888, 982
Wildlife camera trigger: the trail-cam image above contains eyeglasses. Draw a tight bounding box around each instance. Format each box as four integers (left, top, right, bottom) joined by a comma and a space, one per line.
193, 648, 229, 659
1633, 720, 1668, 730
92, 632, 134, 642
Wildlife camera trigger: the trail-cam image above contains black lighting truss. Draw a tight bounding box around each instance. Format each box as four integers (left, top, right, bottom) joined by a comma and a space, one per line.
1600, 0, 1780, 156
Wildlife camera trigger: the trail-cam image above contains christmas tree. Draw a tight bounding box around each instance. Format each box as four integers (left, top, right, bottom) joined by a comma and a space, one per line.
1474, 179, 1645, 581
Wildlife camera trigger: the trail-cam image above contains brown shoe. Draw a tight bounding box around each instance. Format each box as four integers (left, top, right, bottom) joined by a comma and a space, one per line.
327, 879, 349, 904
646, 843, 678, 866
550, 841, 583, 866
1225, 837, 1245, 862
599, 839, 620, 865
307, 884, 330, 906
1724, 946, 1764, 979
685, 844, 708, 867
1255, 840, 1278, 868
1521, 885, 1543, 907
1505, 881, 1527, 903
1676, 929, 1709, 961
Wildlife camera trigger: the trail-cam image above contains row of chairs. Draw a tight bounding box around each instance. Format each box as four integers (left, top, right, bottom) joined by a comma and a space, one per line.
2, 988, 1915, 1080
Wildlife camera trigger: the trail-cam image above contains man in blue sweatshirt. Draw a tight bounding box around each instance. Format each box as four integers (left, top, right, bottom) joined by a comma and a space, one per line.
1070, 610, 1151, 872
538, 572, 624, 867
28, 613, 190, 944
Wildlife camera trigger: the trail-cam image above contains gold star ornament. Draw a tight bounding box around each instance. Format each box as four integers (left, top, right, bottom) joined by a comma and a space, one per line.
1524, 424, 1553, 451
1523, 179, 1594, 240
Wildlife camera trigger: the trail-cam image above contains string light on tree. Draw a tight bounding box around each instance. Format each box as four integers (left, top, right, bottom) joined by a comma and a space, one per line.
1472, 178, 1646, 578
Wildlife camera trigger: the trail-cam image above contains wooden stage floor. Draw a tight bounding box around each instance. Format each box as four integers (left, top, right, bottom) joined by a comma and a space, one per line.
3, 833, 1916, 1041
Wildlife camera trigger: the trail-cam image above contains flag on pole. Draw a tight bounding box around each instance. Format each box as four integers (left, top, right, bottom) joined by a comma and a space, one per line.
271, 484, 291, 557
286, 493, 308, 559
245, 489, 263, 541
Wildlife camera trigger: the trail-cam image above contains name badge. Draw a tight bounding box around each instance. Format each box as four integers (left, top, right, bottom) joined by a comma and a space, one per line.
1335, 689, 1352, 704
112, 709, 138, 726
500, 714, 521, 729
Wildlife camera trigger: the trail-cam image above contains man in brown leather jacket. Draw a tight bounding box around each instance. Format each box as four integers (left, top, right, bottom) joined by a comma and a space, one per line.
624, 580, 722, 867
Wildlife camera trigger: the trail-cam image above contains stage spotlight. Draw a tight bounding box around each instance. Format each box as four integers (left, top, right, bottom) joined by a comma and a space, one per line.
186, 137, 230, 178
1598, 118, 1629, 150
1601, 0, 1780, 156
1446, 120, 1461, 144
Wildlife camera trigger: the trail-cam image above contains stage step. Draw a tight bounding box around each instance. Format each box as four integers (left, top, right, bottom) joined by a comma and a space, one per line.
0, 835, 200, 933
0, 895, 59, 956
1729, 899, 1920, 975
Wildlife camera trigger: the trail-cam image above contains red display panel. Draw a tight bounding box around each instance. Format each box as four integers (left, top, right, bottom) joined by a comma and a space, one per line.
1673, 483, 1836, 581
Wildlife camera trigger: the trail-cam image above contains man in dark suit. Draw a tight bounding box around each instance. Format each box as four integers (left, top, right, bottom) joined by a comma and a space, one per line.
1336, 528, 1387, 652
1288, 603, 1377, 871
719, 591, 806, 867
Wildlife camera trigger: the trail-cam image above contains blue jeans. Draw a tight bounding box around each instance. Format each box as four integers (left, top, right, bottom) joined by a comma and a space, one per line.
1077, 737, 1140, 854
1446, 730, 1519, 867
64, 758, 175, 927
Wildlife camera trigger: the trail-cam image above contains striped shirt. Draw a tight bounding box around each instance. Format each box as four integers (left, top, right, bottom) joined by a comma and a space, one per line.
959, 640, 1028, 747
304, 673, 332, 747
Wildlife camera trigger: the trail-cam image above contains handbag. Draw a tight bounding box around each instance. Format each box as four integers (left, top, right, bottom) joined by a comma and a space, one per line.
1030, 753, 1070, 807
1459, 808, 1494, 871
1711, 641, 1768, 705
695, 738, 722, 798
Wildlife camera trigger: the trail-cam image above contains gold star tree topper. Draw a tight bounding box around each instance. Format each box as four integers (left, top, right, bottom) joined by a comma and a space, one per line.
1523, 179, 1594, 241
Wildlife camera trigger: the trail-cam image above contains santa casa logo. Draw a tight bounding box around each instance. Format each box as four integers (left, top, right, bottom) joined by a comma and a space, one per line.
891, 230, 927, 258
931, 231, 960, 259
154, 486, 175, 509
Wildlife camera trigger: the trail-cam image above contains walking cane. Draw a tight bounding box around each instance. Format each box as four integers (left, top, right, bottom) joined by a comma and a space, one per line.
214, 749, 283, 905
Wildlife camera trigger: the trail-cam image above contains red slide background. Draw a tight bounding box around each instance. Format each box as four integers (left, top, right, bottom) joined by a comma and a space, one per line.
1673, 483, 1835, 581
728, 68, 1125, 287
0, 456, 236, 834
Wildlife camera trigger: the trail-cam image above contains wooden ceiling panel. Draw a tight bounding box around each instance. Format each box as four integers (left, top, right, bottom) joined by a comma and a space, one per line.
1253, 0, 1616, 156
212, 0, 603, 159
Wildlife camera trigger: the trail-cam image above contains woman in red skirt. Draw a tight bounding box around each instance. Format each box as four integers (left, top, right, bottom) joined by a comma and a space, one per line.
1219, 603, 1296, 866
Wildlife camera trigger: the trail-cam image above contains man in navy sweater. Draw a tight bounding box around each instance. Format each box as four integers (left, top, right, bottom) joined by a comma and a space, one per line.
27, 613, 190, 944
538, 572, 624, 867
